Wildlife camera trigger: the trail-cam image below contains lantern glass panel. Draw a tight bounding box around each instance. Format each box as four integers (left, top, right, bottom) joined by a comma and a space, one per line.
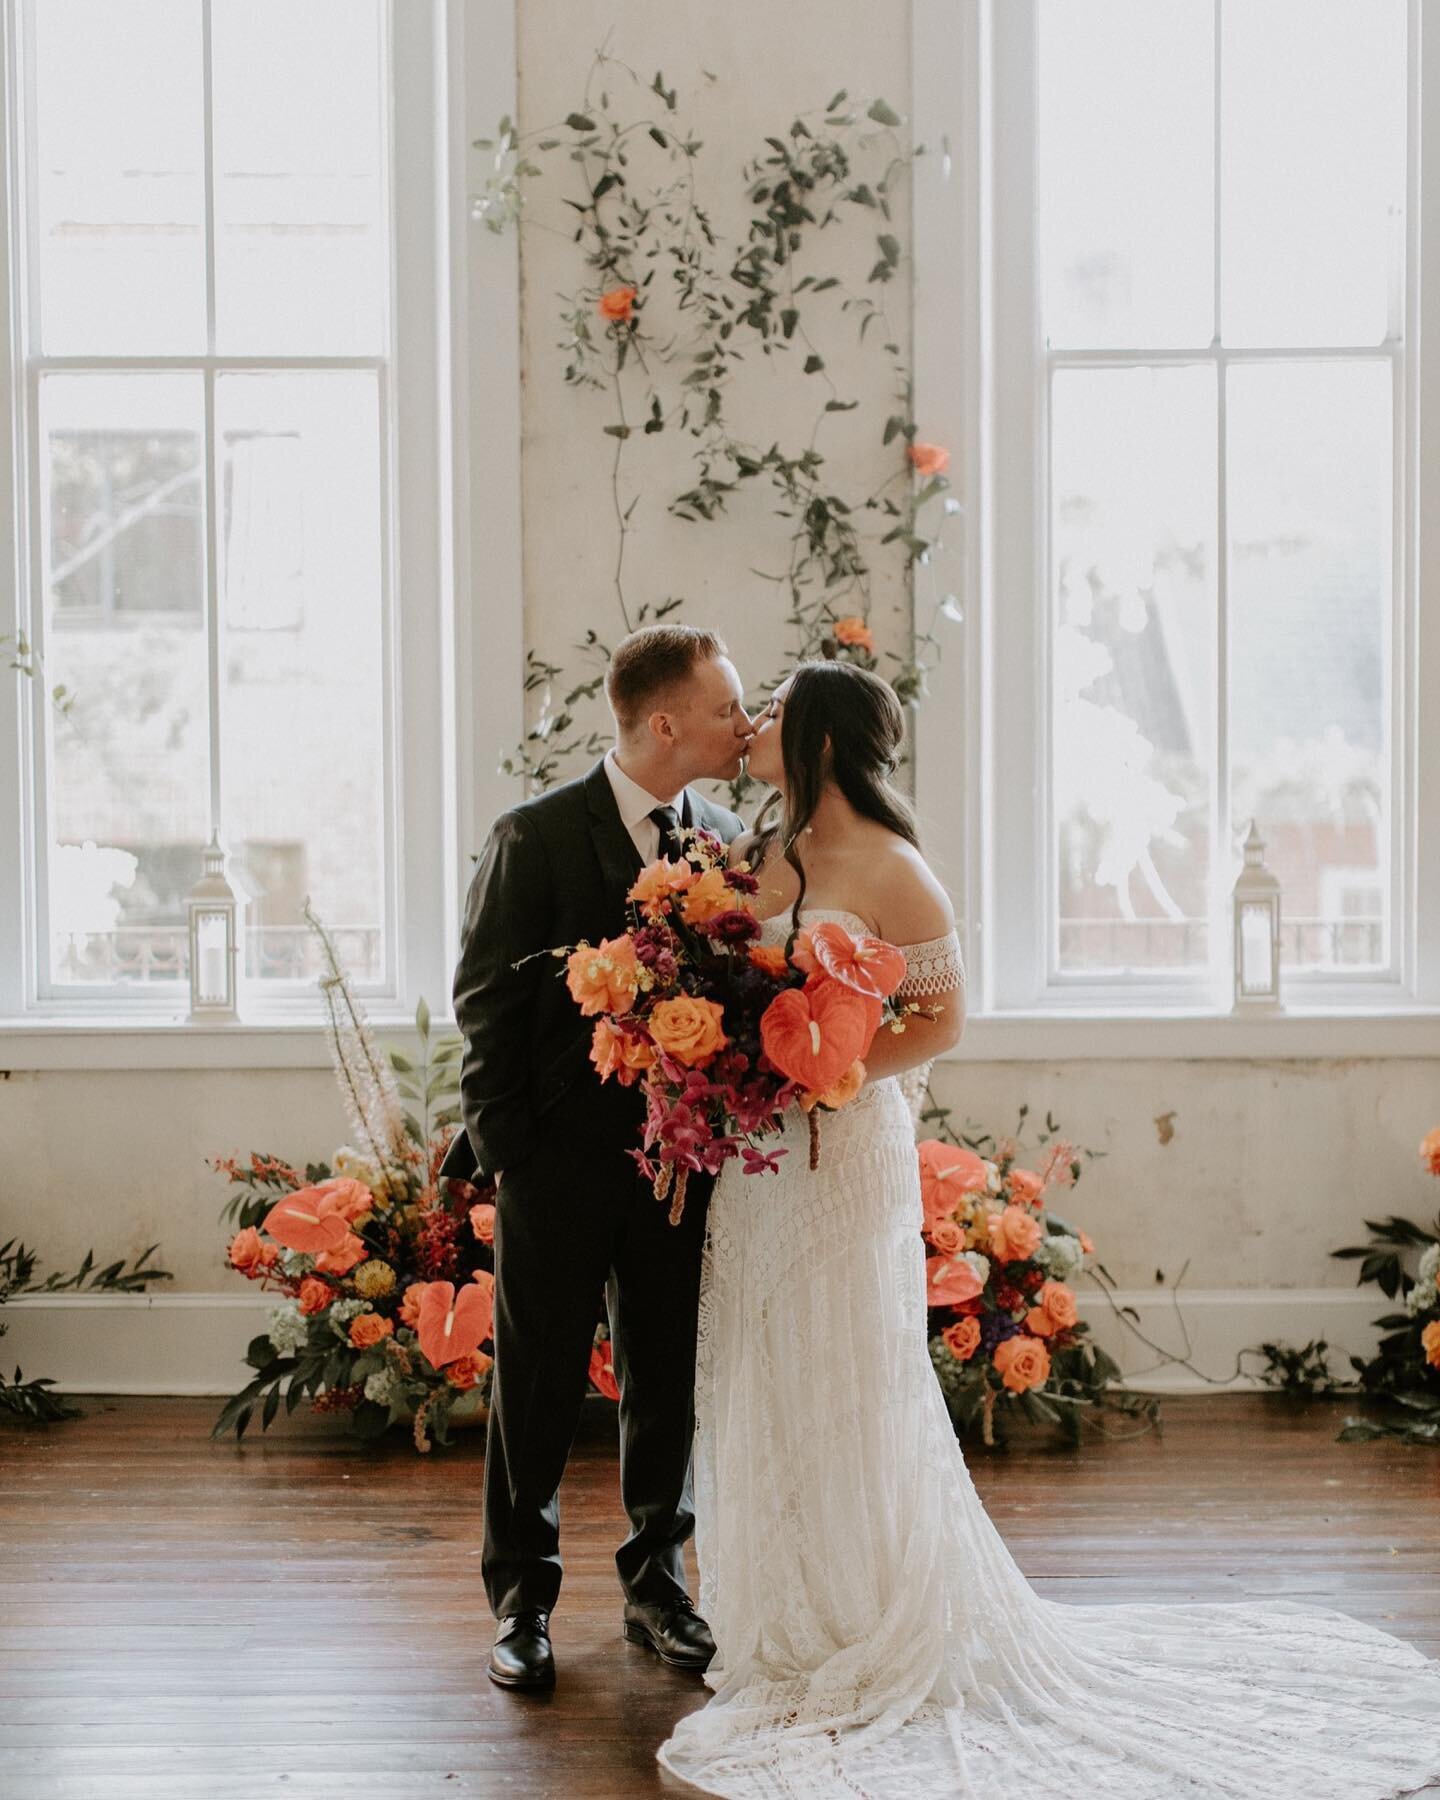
194, 909, 231, 1006
1237, 899, 1276, 997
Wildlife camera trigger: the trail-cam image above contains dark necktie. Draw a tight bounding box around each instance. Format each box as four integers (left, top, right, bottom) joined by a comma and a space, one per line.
647, 802, 688, 863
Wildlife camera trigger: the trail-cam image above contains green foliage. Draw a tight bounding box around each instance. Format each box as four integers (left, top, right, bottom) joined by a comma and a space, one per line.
1243, 1338, 1343, 1395
0, 1237, 172, 1426
1329, 1210, 1440, 1446
473, 49, 961, 794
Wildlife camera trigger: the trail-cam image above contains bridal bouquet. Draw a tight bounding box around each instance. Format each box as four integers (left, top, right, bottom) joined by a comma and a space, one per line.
558, 828, 917, 1222
919, 1107, 1119, 1446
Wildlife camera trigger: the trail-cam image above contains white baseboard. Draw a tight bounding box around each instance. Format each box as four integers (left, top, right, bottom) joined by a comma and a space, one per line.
0, 1286, 1390, 1397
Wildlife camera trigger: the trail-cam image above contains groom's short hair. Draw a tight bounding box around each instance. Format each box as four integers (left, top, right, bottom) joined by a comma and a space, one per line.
606, 625, 728, 734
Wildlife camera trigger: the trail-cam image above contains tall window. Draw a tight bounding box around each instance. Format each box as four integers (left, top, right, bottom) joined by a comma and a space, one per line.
984, 0, 1415, 1007
10, 0, 396, 999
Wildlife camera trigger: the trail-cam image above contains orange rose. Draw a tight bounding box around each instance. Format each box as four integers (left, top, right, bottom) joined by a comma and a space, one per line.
313, 1232, 367, 1275
446, 1348, 492, 1391
469, 1202, 496, 1244
598, 284, 637, 323
942, 1318, 981, 1362
993, 1333, 1051, 1394
1006, 1168, 1044, 1207
1024, 1282, 1078, 1338
348, 1312, 394, 1350
1421, 1127, 1440, 1178
1422, 1320, 1440, 1369
628, 857, 694, 915
678, 866, 734, 927
309, 1177, 375, 1224
589, 1017, 656, 1087
927, 1217, 965, 1257
648, 994, 728, 1068
833, 615, 876, 655
297, 1276, 334, 1316
907, 441, 949, 477
801, 1058, 866, 1113
565, 935, 640, 1017
988, 1203, 1043, 1264
227, 1226, 278, 1274
399, 1283, 427, 1329
748, 943, 789, 978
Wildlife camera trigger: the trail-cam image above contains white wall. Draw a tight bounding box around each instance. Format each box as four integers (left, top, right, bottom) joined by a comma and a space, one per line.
3, 0, 1436, 1390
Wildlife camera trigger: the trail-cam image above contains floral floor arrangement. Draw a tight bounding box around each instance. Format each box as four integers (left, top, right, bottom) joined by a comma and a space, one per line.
213, 912, 618, 1452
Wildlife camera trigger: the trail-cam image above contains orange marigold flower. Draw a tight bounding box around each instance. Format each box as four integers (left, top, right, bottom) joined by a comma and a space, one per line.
348, 1312, 394, 1350
598, 285, 637, 323
832, 615, 876, 655
907, 441, 949, 477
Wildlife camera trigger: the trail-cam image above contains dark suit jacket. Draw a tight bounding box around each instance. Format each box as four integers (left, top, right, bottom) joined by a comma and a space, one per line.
439, 759, 745, 1185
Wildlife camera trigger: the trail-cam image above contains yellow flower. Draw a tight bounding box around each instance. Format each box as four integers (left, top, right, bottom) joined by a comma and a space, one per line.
354, 1259, 397, 1300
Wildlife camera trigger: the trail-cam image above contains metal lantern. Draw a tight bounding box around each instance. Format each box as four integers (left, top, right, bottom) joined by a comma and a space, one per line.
187, 832, 241, 1020
1231, 818, 1282, 1011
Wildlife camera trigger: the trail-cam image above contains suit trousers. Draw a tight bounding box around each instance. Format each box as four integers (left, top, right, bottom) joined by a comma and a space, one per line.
481, 1082, 710, 1620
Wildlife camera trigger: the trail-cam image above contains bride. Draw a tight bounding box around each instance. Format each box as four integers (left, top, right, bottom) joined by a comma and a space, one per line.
656, 659, 1440, 1799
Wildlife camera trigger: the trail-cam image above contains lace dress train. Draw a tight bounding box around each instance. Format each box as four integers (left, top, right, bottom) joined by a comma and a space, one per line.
656, 909, 1440, 1799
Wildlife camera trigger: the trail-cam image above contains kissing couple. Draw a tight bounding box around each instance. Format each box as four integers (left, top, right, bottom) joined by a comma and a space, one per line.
441, 626, 1440, 1798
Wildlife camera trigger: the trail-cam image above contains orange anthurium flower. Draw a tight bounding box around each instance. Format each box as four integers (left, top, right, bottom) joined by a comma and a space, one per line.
416, 1277, 493, 1370
925, 1253, 984, 1308
589, 1340, 620, 1400
807, 920, 907, 1000
917, 1139, 990, 1232
262, 1190, 353, 1255
760, 979, 870, 1093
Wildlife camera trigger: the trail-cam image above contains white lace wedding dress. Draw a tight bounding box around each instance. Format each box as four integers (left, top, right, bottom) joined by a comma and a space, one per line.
656, 908, 1440, 1799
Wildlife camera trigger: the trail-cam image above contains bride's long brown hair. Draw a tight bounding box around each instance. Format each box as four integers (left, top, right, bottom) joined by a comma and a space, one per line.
751, 660, 921, 941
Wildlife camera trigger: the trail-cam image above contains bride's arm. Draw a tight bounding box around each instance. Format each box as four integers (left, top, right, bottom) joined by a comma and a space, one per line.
859, 848, 966, 1081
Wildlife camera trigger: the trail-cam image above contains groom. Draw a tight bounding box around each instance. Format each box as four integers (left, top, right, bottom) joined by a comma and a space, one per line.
439, 624, 751, 1691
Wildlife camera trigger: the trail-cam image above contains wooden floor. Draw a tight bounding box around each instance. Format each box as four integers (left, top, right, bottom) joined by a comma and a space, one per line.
2, 1392, 1438, 1799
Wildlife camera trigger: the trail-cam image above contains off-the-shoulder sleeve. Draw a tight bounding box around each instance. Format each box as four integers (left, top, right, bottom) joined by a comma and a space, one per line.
895, 929, 965, 999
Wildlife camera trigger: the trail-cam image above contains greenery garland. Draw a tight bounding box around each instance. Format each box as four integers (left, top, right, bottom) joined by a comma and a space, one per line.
474, 48, 961, 803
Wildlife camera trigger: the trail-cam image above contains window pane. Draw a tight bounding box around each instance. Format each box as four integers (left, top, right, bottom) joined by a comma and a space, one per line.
1221, 0, 1406, 348
217, 372, 386, 984
1039, 0, 1214, 350
32, 0, 205, 354
211, 0, 387, 354
1227, 362, 1391, 969
1051, 366, 1217, 973
40, 373, 208, 986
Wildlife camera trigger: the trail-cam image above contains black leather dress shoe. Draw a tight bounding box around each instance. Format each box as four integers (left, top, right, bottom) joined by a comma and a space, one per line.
622, 1595, 716, 1671
488, 1609, 555, 1690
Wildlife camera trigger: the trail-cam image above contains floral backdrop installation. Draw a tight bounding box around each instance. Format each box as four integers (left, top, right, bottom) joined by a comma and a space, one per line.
474, 47, 961, 801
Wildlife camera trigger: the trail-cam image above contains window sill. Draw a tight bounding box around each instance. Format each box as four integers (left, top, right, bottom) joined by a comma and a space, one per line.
1, 1005, 1436, 1071
0, 1013, 443, 1071
946, 1006, 1440, 1061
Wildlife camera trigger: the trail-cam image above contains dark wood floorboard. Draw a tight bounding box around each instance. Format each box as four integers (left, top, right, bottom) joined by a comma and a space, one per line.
2, 1392, 1437, 1798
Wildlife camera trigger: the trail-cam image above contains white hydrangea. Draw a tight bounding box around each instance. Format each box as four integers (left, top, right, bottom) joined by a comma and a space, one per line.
266, 1303, 310, 1357
279, 1248, 315, 1278
1418, 1243, 1440, 1288
960, 1251, 991, 1286
1406, 1243, 1439, 1315
1034, 1233, 1085, 1281
364, 1366, 402, 1406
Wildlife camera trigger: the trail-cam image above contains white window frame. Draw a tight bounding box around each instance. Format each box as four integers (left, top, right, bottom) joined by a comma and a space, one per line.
0, 0, 523, 1067
913, 0, 1440, 1060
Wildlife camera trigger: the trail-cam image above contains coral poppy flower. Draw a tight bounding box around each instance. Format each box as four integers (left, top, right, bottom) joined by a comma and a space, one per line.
907, 441, 949, 477
806, 920, 907, 1001
415, 1277, 493, 1369
589, 1340, 621, 1401
760, 980, 871, 1093
262, 1190, 353, 1255
917, 1139, 990, 1234
833, 615, 876, 655
925, 1253, 983, 1308
565, 934, 640, 1017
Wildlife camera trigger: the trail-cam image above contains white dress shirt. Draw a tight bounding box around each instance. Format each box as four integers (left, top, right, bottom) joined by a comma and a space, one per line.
602, 747, 689, 864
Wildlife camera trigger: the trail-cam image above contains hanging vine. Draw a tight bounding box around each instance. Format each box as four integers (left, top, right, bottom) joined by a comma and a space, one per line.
473, 46, 960, 801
